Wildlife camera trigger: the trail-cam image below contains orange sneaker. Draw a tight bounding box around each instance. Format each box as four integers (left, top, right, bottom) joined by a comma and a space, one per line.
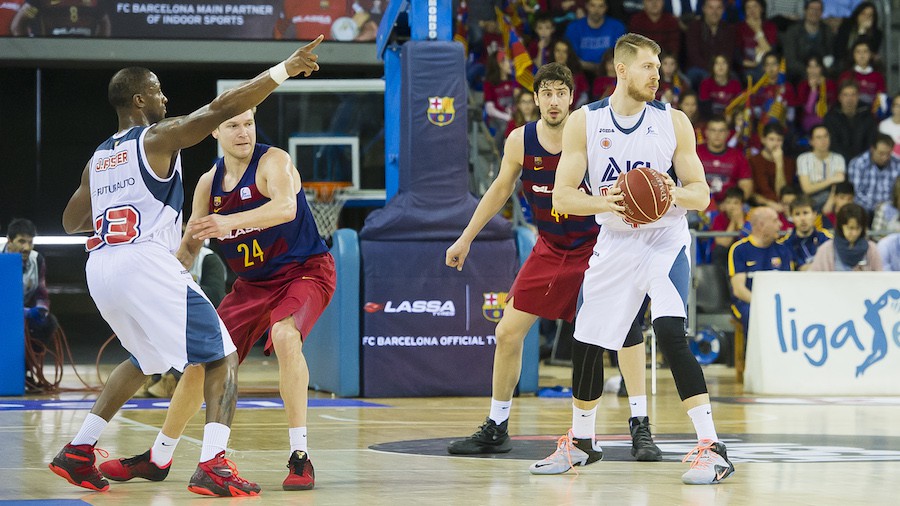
187, 451, 260, 497
49, 443, 110, 492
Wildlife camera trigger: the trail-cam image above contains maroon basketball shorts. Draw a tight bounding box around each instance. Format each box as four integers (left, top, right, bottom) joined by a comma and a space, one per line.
217, 252, 336, 362
508, 236, 595, 322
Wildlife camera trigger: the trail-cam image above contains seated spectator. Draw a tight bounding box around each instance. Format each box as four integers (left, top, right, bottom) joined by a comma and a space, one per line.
528, 13, 557, 68
838, 41, 886, 111
778, 195, 833, 270
777, 184, 801, 229
878, 94, 900, 158
657, 52, 690, 106
710, 187, 749, 266
564, 0, 626, 78
809, 203, 882, 271
551, 38, 591, 108
834, 1, 882, 68
847, 133, 900, 219
699, 54, 743, 119
684, 0, 737, 89
871, 175, 900, 234
750, 52, 797, 127
728, 207, 794, 331
628, 0, 680, 58
590, 48, 616, 101
877, 232, 900, 271
795, 55, 836, 136
736, 0, 778, 80
750, 123, 796, 210
678, 91, 706, 142
505, 87, 540, 138
822, 181, 856, 229
699, 115, 754, 205
796, 125, 846, 210
781, 0, 835, 83
483, 51, 518, 140
2, 219, 57, 344
823, 80, 877, 163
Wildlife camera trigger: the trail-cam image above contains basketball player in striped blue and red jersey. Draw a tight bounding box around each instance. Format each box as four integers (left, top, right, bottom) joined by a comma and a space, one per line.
100, 108, 335, 491
52, 37, 324, 497
535, 33, 735, 484
445, 62, 662, 463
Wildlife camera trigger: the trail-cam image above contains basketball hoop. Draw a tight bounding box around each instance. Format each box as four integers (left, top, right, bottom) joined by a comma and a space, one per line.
304, 181, 352, 240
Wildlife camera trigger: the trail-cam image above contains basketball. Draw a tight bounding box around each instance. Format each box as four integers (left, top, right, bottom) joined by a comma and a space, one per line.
617, 166, 671, 225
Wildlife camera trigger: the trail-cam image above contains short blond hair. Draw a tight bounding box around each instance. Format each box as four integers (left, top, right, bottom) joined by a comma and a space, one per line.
613, 33, 661, 67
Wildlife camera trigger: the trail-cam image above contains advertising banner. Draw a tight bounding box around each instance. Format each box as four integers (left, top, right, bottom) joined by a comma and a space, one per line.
361, 239, 517, 397
745, 272, 900, 395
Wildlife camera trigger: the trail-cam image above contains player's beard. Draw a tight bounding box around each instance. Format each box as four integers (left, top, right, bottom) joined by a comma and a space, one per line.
627, 79, 656, 103
542, 110, 567, 128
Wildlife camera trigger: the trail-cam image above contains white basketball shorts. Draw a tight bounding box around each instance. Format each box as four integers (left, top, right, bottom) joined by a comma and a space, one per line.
86, 242, 236, 374
574, 218, 691, 350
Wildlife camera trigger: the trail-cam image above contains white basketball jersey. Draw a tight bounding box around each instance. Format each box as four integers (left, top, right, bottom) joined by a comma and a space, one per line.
583, 98, 686, 231
86, 126, 183, 253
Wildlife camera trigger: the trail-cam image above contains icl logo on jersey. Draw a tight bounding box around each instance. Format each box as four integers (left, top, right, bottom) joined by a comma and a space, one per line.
600, 158, 652, 182
775, 288, 900, 377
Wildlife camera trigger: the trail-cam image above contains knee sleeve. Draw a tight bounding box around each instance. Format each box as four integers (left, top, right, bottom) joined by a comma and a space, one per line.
653, 317, 708, 400
622, 316, 644, 348
571, 339, 606, 402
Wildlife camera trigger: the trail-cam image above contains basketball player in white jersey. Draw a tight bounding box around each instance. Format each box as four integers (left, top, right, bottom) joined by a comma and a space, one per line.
50, 36, 325, 496
530, 33, 735, 484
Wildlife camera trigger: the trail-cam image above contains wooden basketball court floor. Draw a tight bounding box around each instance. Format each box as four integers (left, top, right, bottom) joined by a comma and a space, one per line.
2, 356, 898, 505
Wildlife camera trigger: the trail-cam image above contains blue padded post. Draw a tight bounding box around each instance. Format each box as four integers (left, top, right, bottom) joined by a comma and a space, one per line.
305, 228, 360, 397
515, 227, 540, 394
0, 254, 24, 396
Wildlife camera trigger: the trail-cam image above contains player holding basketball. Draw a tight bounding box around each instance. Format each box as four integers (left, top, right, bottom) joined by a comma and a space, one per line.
51, 36, 325, 496
530, 33, 735, 484
99, 108, 335, 491
445, 62, 662, 463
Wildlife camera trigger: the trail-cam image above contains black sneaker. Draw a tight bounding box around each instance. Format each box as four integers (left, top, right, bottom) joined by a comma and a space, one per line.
48, 443, 110, 491
447, 418, 512, 454
629, 416, 662, 461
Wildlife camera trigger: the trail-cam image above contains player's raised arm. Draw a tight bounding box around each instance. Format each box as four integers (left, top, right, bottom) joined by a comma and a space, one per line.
669, 108, 711, 211
447, 127, 526, 271
552, 108, 623, 216
62, 162, 93, 234
143, 36, 324, 172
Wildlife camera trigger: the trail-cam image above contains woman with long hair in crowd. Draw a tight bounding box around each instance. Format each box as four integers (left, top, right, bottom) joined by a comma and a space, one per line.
810, 203, 883, 271
796, 55, 836, 136
551, 37, 590, 108
699, 54, 742, 119
834, 1, 882, 67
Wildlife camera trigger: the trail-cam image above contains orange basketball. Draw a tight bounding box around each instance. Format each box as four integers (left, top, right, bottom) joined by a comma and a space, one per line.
618, 167, 671, 225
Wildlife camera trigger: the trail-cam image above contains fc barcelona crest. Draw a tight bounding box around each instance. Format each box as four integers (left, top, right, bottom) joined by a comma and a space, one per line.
213, 196, 222, 207
427, 96, 455, 126
482, 292, 509, 323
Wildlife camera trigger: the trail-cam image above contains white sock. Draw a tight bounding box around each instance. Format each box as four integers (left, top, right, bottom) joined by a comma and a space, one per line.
687, 404, 719, 442
199, 422, 231, 462
488, 399, 513, 425
150, 432, 179, 466
628, 395, 648, 418
289, 427, 308, 453
571, 404, 597, 440
71, 413, 108, 446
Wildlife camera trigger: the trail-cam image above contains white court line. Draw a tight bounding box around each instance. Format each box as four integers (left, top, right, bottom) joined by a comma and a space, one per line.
116, 415, 204, 447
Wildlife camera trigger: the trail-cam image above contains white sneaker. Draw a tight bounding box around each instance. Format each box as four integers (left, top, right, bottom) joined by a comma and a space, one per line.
529, 430, 603, 475
681, 440, 735, 485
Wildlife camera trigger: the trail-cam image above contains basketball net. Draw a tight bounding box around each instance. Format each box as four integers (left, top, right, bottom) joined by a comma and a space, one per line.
303, 181, 351, 240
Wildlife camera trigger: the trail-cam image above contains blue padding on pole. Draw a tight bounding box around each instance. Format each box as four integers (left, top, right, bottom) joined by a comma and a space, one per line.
515, 227, 540, 394
384, 46, 401, 202
0, 254, 25, 396
305, 228, 360, 397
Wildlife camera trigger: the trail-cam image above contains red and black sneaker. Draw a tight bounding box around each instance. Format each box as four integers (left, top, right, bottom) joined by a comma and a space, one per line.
48, 443, 110, 492
282, 450, 315, 491
187, 451, 260, 497
100, 449, 170, 482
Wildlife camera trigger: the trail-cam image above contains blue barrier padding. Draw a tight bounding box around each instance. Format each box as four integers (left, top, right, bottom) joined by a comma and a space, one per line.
305, 228, 361, 397
515, 227, 540, 394
0, 254, 24, 396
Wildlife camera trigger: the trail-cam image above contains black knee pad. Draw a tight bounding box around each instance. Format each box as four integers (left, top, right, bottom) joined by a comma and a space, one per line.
571, 339, 606, 402
653, 317, 708, 400
622, 316, 644, 348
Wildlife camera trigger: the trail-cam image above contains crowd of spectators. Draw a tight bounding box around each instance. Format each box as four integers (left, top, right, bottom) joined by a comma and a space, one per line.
459, 0, 900, 276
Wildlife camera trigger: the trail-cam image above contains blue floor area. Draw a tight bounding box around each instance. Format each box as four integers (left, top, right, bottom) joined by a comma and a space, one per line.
0, 397, 388, 411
